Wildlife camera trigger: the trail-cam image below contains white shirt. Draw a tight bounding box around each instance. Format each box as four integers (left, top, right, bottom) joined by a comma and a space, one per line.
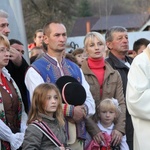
97, 121, 129, 150
25, 57, 95, 116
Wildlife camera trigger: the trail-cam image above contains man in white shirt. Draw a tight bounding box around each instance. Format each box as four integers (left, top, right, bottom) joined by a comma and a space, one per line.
25, 21, 95, 150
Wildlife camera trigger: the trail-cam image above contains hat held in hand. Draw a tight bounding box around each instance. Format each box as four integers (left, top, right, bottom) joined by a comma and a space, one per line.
56, 76, 86, 106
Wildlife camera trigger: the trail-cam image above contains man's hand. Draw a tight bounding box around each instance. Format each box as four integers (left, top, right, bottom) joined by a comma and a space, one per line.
9, 46, 22, 66
93, 131, 105, 144
73, 105, 86, 122
111, 129, 123, 146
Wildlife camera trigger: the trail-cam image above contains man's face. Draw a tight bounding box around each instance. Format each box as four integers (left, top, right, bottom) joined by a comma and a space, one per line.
0, 17, 10, 37
106, 31, 129, 54
44, 23, 67, 53
11, 43, 24, 55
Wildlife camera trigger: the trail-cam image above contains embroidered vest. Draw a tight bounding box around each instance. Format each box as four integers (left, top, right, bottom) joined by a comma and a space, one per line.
31, 54, 82, 84
0, 78, 22, 150
31, 54, 86, 140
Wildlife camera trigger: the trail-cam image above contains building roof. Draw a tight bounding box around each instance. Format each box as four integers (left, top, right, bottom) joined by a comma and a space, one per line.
91, 13, 150, 31
70, 16, 99, 37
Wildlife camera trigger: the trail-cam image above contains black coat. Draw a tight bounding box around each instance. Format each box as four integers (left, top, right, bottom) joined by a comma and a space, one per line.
6, 57, 29, 113
106, 52, 133, 150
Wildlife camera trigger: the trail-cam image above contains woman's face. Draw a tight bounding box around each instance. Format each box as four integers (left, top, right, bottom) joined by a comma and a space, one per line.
86, 36, 105, 59
34, 32, 43, 47
0, 43, 10, 69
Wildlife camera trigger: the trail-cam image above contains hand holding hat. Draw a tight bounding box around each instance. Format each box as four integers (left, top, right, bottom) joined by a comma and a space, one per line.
56, 76, 86, 106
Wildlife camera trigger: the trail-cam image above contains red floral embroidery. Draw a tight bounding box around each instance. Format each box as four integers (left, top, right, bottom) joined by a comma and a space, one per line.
0, 98, 2, 103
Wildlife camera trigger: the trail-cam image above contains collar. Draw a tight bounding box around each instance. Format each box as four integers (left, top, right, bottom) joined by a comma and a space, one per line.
97, 121, 114, 132
39, 113, 55, 121
108, 52, 132, 69
45, 53, 65, 67
2, 67, 11, 81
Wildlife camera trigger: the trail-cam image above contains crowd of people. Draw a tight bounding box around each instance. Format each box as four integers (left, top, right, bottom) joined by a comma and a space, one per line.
0, 8, 149, 150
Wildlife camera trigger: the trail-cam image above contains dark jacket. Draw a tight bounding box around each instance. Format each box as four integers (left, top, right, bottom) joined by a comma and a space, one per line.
106, 52, 133, 96
81, 59, 126, 136
6, 57, 29, 113
106, 52, 133, 149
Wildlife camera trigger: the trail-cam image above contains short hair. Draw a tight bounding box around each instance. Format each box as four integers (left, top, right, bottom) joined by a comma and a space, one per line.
9, 39, 23, 46
0, 9, 8, 18
0, 33, 10, 48
43, 21, 64, 36
105, 26, 127, 42
84, 32, 105, 49
72, 48, 84, 56
133, 38, 150, 52
27, 83, 64, 126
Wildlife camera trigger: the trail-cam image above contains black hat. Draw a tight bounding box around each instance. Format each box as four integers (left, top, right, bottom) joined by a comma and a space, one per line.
56, 76, 86, 106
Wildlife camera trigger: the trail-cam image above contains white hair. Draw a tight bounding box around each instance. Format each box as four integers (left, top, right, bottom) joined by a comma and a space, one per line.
0, 9, 8, 18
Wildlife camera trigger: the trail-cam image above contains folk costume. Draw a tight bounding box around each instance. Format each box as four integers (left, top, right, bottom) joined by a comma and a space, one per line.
25, 53, 95, 150
6, 57, 29, 113
0, 67, 27, 150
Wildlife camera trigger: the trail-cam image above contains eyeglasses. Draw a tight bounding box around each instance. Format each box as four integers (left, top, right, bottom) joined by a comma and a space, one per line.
0, 47, 10, 53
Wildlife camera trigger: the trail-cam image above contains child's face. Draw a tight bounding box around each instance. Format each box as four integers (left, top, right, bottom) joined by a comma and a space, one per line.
75, 53, 85, 66
100, 109, 116, 127
45, 89, 59, 117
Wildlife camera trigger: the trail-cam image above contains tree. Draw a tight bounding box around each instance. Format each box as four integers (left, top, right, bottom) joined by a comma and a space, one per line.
22, 0, 150, 43
22, 0, 77, 43
78, 0, 92, 17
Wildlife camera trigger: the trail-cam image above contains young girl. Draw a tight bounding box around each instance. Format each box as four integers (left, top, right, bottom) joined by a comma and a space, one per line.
86, 98, 129, 150
22, 83, 70, 150
72, 48, 86, 67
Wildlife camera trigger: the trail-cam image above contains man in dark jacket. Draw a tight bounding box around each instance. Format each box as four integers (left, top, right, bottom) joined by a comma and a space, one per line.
0, 9, 29, 113
105, 26, 133, 150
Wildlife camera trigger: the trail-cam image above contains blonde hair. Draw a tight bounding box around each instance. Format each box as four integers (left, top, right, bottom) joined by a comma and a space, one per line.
93, 98, 120, 123
30, 46, 44, 57
27, 83, 64, 126
84, 32, 105, 49
0, 33, 10, 48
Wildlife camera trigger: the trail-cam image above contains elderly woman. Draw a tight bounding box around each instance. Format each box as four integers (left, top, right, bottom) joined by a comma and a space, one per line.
81, 32, 126, 148
0, 34, 27, 150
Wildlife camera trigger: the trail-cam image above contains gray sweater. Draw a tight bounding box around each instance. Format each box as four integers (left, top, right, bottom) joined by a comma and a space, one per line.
22, 114, 68, 150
